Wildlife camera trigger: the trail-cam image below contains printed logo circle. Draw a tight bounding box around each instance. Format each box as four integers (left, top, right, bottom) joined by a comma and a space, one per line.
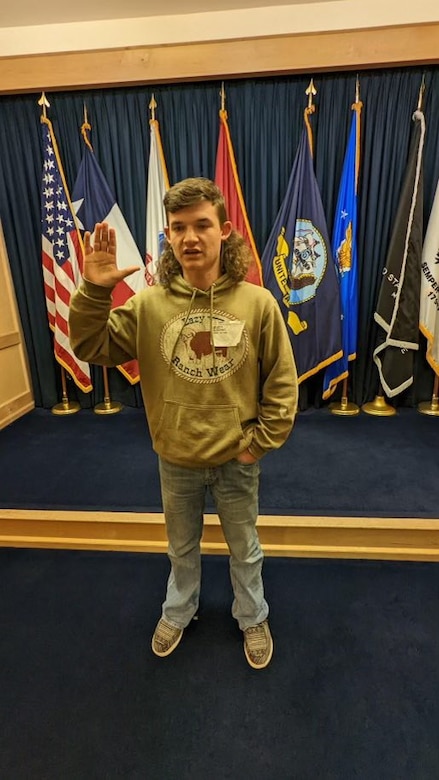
289, 218, 327, 305
161, 308, 248, 384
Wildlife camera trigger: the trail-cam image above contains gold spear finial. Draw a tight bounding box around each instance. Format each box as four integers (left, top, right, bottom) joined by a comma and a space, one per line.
38, 92, 50, 118
355, 74, 360, 104
80, 103, 93, 151
149, 94, 157, 121
417, 74, 426, 111
305, 78, 317, 110
304, 79, 317, 156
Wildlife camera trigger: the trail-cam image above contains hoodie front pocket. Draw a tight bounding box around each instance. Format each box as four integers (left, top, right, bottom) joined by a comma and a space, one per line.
155, 400, 244, 462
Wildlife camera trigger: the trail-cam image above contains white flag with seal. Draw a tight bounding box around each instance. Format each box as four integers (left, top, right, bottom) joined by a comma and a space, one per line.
145, 117, 170, 286
420, 176, 439, 376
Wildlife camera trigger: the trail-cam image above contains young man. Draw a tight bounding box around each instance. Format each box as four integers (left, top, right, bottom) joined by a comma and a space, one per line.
69, 177, 298, 670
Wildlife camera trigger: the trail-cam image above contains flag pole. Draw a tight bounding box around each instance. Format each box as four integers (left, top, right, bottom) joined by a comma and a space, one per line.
362, 384, 396, 416
304, 79, 316, 156
94, 367, 123, 415
418, 374, 439, 416
52, 366, 81, 416
329, 377, 360, 416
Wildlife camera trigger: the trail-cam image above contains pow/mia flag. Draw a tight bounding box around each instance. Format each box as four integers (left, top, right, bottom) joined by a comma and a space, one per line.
373, 109, 425, 398
261, 123, 342, 385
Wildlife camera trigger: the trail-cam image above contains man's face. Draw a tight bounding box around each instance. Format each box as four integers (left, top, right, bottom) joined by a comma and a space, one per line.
165, 201, 232, 283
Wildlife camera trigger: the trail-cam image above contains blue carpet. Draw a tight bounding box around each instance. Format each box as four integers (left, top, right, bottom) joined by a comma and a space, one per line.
0, 549, 438, 779
0, 406, 438, 517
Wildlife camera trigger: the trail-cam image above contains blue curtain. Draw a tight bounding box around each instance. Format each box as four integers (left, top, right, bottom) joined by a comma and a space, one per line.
1, 67, 438, 408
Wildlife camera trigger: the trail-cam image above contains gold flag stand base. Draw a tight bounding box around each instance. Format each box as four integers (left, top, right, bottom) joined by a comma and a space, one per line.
52, 367, 81, 415
418, 377, 439, 416
95, 367, 123, 414
329, 396, 360, 417
362, 394, 396, 417
418, 396, 439, 417
52, 398, 81, 416
94, 398, 123, 415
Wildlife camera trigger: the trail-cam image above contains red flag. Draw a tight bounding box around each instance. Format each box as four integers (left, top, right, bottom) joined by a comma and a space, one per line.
215, 109, 263, 286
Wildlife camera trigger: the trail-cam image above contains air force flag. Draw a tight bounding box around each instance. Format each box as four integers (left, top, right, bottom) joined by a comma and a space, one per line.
323, 102, 361, 399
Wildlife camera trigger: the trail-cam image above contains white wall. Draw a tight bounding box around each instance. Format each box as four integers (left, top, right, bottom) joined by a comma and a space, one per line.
1, 0, 438, 56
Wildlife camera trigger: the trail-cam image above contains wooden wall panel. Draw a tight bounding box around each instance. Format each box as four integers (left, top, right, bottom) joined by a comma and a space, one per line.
0, 223, 34, 429
0, 23, 438, 94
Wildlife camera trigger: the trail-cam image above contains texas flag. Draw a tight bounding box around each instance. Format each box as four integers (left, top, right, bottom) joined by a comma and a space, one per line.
72, 144, 145, 383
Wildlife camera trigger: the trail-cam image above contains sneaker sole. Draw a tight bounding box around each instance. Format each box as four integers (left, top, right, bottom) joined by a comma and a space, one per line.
244, 637, 274, 670
151, 628, 184, 658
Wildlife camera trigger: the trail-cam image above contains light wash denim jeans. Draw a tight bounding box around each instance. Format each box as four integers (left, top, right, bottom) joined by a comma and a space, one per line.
158, 457, 269, 631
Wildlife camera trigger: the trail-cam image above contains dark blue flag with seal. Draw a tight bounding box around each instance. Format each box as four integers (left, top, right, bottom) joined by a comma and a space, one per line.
262, 119, 342, 384
322, 101, 362, 399
373, 109, 425, 398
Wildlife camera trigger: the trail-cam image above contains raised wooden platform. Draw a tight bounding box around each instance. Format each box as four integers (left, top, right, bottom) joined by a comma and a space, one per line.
1, 509, 438, 561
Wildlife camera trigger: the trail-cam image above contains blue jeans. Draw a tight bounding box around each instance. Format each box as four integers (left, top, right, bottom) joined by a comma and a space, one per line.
158, 457, 269, 631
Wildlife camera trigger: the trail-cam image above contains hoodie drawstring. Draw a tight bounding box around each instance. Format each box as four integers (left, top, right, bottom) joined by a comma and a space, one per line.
210, 284, 216, 369
169, 283, 217, 370
169, 287, 198, 369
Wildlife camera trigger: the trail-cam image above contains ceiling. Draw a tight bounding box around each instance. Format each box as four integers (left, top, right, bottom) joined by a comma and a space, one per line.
1, 0, 333, 27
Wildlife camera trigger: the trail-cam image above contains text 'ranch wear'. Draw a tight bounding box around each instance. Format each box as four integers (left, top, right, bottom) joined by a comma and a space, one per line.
69, 273, 298, 467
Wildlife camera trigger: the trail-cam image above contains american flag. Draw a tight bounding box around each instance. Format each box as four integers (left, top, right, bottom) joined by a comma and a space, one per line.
40, 116, 92, 393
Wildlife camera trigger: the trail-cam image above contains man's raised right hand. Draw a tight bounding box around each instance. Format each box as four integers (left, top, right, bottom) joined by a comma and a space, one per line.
83, 222, 140, 288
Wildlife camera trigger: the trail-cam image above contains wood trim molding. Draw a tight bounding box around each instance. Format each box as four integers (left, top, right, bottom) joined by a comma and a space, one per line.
0, 332, 20, 350
1, 22, 438, 94
0, 393, 34, 430
1, 509, 438, 561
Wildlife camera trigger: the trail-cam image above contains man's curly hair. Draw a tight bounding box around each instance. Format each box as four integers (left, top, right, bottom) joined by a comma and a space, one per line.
157, 177, 252, 287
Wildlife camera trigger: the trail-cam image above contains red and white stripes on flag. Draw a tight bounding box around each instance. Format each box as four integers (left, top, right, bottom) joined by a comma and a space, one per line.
215, 109, 263, 286
40, 116, 92, 393
145, 118, 170, 286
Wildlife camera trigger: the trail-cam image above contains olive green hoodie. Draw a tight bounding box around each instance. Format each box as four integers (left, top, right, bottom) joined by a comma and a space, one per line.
69, 274, 298, 467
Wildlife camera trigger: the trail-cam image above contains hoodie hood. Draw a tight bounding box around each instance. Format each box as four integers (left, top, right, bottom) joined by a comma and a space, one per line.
168, 272, 236, 298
